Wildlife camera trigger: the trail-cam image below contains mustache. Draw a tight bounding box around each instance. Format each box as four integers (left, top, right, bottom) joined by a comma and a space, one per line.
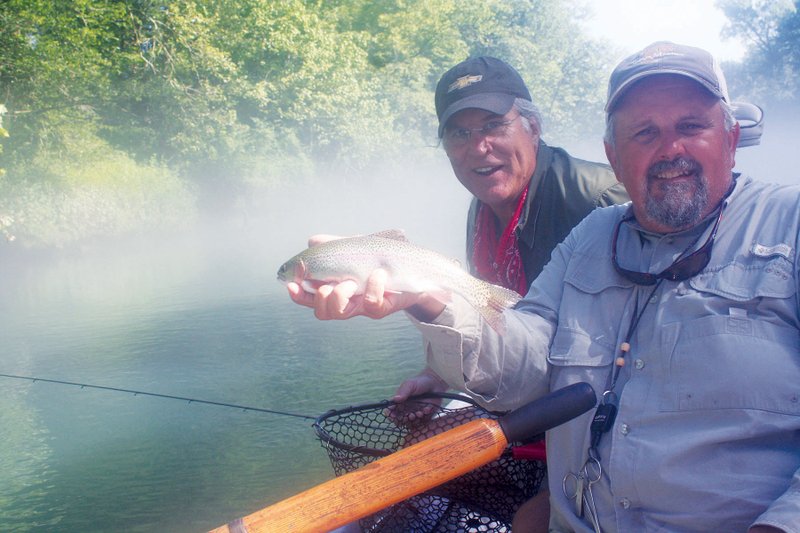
647, 157, 701, 179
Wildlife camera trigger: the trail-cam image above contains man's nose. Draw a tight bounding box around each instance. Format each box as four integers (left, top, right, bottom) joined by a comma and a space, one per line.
658, 130, 688, 159
467, 132, 491, 154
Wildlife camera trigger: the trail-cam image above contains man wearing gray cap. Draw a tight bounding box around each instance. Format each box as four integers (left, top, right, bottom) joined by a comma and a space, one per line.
289, 41, 799, 532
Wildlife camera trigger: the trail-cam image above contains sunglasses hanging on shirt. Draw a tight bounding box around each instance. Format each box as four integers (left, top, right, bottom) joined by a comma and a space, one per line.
611, 201, 726, 286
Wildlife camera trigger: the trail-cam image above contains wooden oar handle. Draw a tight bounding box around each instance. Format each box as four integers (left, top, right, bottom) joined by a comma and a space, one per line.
210, 382, 596, 533
210, 418, 507, 533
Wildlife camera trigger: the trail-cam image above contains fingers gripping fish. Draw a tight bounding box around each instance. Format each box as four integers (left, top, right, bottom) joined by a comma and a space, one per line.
277, 230, 521, 333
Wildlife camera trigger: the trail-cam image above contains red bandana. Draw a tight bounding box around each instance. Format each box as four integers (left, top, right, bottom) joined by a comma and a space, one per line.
472, 187, 546, 461
471, 187, 529, 296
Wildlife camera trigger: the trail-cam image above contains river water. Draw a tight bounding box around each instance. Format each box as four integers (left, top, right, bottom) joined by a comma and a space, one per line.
0, 165, 471, 533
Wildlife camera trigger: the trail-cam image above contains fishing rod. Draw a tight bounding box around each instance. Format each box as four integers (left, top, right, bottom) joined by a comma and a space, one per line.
0, 372, 316, 420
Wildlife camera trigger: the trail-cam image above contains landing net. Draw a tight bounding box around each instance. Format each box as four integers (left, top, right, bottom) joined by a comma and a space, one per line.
314, 393, 546, 532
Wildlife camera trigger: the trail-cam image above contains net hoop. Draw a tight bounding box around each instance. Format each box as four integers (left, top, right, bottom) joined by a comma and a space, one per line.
313, 392, 483, 458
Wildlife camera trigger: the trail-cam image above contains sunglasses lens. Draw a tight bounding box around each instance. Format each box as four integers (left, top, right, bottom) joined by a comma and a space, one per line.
613, 265, 657, 285
661, 245, 712, 281
613, 205, 722, 285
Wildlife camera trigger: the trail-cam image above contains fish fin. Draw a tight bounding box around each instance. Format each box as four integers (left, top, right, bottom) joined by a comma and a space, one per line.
371, 229, 409, 242
478, 284, 523, 335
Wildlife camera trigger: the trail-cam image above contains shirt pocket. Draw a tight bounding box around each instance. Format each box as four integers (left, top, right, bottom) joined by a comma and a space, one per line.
689, 254, 795, 301
660, 256, 800, 414
548, 249, 623, 391
548, 326, 617, 395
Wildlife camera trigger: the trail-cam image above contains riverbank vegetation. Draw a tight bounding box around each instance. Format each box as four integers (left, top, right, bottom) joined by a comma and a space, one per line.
1, 0, 797, 249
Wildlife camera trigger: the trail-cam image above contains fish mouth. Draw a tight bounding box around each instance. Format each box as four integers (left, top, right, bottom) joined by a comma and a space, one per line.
276, 262, 289, 282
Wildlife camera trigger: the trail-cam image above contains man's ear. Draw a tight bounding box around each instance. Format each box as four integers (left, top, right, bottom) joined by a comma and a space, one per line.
604, 140, 618, 174
728, 122, 741, 167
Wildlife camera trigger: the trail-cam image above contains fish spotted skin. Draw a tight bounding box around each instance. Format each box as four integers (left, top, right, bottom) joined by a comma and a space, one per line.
277, 230, 521, 333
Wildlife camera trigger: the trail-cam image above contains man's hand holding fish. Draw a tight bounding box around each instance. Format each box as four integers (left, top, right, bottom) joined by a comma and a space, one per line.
285, 266, 445, 323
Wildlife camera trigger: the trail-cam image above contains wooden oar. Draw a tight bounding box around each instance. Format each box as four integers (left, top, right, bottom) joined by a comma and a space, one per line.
210, 382, 596, 533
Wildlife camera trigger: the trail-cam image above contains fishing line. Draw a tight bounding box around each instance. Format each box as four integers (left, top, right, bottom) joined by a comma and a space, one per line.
0, 372, 317, 420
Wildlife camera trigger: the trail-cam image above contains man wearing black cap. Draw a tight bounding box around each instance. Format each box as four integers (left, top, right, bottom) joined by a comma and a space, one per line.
288, 42, 799, 532
435, 56, 627, 293
396, 56, 628, 531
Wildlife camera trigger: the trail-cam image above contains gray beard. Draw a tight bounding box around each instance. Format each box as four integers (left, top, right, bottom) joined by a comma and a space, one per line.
645, 175, 709, 230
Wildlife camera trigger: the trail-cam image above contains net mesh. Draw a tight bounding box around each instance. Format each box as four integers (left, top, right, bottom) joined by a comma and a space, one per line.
314, 393, 546, 532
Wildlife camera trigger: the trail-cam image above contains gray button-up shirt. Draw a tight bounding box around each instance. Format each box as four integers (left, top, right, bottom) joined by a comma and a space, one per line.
413, 176, 800, 532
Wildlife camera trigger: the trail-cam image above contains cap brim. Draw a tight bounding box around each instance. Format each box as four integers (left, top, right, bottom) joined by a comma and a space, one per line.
605, 70, 726, 113
438, 93, 517, 137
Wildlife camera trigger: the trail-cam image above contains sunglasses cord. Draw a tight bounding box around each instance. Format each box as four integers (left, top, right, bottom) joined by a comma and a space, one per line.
590, 280, 662, 454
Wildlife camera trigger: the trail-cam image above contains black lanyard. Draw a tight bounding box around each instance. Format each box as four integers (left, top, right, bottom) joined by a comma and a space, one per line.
588, 210, 717, 456
589, 281, 661, 452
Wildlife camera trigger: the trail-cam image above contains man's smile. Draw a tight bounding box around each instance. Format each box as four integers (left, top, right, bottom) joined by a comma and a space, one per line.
473, 164, 503, 176
647, 157, 700, 181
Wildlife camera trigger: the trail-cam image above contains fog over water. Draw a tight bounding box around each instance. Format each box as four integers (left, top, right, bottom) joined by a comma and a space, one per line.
260, 155, 472, 271
0, 153, 475, 532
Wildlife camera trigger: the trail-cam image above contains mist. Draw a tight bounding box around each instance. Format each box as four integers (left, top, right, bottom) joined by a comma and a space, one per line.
219, 153, 472, 284
732, 100, 798, 186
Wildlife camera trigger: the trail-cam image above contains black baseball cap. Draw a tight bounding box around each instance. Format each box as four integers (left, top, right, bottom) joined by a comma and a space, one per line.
606, 41, 730, 114
435, 56, 532, 137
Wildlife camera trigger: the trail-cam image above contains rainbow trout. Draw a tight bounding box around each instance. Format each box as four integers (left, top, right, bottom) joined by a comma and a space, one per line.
277, 230, 521, 333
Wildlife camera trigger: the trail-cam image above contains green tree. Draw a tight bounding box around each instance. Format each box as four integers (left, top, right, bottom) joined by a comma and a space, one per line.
0, 103, 12, 242
329, 0, 612, 147
718, 0, 799, 101
0, 104, 7, 177
0, 0, 197, 247
0, 0, 128, 169
0, 0, 618, 247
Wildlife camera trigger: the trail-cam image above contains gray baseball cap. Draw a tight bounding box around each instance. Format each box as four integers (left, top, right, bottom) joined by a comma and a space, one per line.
605, 41, 730, 114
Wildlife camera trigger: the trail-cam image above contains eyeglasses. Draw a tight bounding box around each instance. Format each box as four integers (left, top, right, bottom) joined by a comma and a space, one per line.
612, 203, 725, 285
442, 116, 520, 149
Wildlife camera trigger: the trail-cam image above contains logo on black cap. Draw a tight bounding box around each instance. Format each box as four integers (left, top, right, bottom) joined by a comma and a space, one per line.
448, 75, 483, 93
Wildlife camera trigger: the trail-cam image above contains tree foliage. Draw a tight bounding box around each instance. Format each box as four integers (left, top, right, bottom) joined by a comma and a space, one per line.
0, 0, 615, 247
718, 0, 799, 101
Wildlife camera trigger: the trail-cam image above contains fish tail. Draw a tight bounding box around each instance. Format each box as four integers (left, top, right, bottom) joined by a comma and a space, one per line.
477, 284, 522, 335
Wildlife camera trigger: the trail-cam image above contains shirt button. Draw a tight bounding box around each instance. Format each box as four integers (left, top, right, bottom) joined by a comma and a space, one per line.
634, 359, 645, 370
620, 498, 631, 509
620, 423, 630, 435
